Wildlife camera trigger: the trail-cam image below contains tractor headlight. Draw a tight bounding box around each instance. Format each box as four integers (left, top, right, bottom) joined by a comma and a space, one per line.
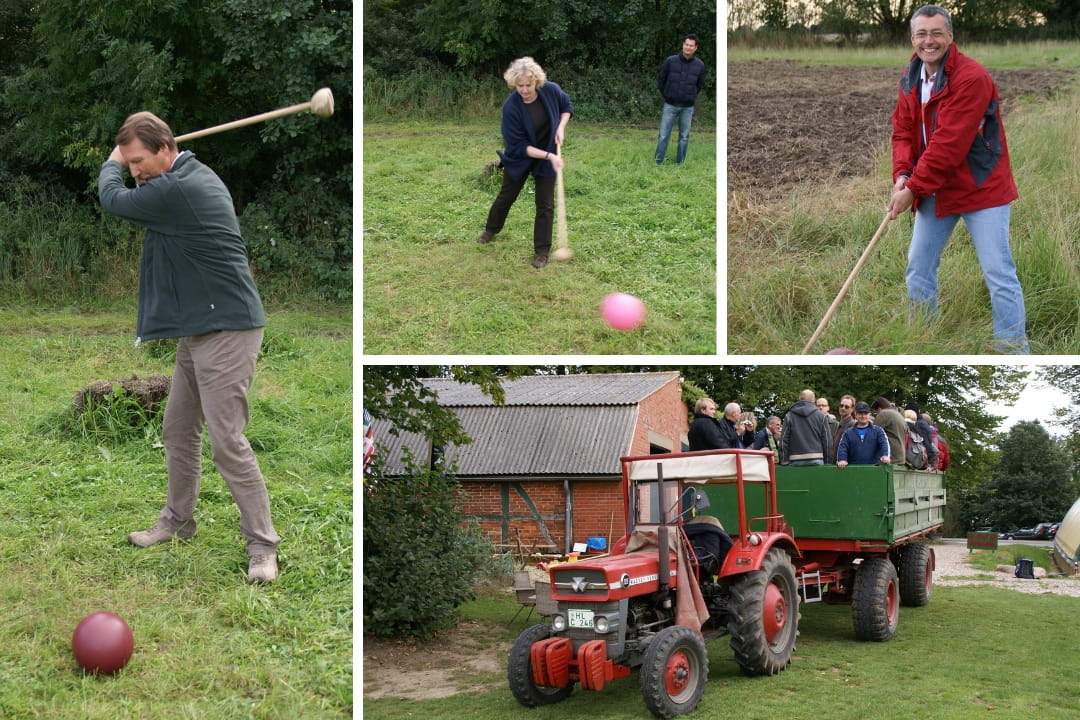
551, 613, 567, 632
594, 616, 610, 634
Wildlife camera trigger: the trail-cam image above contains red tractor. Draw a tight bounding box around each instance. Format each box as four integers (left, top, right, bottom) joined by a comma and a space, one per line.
508, 449, 799, 718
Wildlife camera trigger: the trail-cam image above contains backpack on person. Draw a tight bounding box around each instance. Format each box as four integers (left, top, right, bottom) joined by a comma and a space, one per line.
905, 429, 928, 469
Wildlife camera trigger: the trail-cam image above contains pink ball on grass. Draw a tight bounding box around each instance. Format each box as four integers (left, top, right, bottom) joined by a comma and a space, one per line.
825, 347, 858, 355
72, 612, 134, 674
600, 293, 646, 331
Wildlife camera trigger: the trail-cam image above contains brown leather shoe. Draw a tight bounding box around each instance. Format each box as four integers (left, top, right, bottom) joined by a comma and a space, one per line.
531, 254, 548, 269
477, 231, 495, 244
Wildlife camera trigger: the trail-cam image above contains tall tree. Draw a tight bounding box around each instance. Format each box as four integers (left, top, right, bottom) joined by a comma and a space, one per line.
969, 421, 1077, 529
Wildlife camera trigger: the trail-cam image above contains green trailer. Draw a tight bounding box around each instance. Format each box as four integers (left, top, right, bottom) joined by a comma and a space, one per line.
703, 462, 947, 641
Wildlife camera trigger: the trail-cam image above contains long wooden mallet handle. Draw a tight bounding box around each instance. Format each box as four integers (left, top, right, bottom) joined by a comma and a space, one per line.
801, 212, 892, 354
555, 144, 569, 251
174, 88, 334, 142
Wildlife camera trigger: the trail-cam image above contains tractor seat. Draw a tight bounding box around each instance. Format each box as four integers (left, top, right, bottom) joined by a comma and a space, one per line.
684, 516, 734, 578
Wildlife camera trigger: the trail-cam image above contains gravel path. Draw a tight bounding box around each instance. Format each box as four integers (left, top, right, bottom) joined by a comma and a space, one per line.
932, 541, 1080, 597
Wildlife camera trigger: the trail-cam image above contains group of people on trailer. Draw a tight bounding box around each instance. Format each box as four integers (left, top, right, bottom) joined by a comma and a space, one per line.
687, 391, 950, 472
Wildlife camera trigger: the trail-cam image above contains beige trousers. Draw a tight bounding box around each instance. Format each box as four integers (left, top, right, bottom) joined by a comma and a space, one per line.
157, 328, 280, 555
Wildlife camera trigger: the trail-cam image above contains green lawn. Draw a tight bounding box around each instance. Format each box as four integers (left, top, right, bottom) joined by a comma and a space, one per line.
364, 572, 1080, 719
363, 122, 717, 354
0, 306, 352, 719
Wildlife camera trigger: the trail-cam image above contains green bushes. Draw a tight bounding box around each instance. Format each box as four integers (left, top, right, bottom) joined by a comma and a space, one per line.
362, 64, 716, 126
0, 173, 136, 299
363, 457, 494, 639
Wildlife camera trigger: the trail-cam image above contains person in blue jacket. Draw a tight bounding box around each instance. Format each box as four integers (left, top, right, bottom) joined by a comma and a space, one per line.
99, 111, 280, 583
477, 57, 573, 268
655, 34, 706, 165
837, 402, 892, 468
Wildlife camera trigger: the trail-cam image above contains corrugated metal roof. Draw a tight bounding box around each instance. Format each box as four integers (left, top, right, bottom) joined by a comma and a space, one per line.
423, 371, 680, 407
373, 405, 636, 476
371, 371, 681, 477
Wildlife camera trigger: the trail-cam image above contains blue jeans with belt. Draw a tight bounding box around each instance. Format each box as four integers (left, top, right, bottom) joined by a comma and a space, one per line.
655, 102, 695, 164
906, 195, 1029, 354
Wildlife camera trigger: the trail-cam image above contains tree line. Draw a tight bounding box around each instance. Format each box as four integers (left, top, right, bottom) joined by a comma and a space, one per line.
0, 0, 352, 302
728, 0, 1080, 42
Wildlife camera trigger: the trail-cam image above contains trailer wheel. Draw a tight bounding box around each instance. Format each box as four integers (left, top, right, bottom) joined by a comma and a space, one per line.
507, 623, 574, 707
728, 547, 800, 676
852, 557, 900, 641
640, 624, 708, 719
899, 542, 933, 607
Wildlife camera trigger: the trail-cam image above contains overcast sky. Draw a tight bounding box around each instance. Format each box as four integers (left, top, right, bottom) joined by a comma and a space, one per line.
986, 368, 1071, 434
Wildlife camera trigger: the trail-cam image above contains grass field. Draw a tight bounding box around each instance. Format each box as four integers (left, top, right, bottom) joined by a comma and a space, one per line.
363, 556, 1080, 720
0, 307, 352, 719
362, 122, 716, 354
727, 41, 1080, 354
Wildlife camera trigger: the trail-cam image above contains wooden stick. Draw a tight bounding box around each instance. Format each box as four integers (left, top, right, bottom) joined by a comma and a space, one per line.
801, 212, 892, 354
174, 88, 333, 142
555, 144, 568, 251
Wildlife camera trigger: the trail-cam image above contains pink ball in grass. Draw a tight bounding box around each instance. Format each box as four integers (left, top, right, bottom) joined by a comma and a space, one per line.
825, 347, 858, 355
600, 293, 646, 331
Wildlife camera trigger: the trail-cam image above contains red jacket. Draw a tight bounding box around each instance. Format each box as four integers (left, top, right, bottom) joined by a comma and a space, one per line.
891, 44, 1017, 216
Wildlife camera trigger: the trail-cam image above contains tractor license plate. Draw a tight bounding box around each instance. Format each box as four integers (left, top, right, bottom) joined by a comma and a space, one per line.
567, 609, 594, 629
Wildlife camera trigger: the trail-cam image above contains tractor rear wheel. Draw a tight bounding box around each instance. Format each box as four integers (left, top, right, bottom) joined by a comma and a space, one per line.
728, 547, 800, 676
640, 624, 708, 719
507, 623, 574, 707
852, 557, 900, 641
898, 542, 933, 607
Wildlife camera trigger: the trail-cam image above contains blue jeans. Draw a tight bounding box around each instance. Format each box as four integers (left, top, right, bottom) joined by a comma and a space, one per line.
787, 459, 824, 467
906, 195, 1029, 353
656, 103, 694, 164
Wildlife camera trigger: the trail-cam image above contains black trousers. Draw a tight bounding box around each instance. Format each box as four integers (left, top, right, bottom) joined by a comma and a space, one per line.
484, 170, 555, 256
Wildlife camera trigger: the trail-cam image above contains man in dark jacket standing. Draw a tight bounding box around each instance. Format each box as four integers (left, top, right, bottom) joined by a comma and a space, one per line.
655, 34, 705, 165
99, 111, 280, 583
780, 390, 832, 466
886, 5, 1028, 353
688, 398, 741, 450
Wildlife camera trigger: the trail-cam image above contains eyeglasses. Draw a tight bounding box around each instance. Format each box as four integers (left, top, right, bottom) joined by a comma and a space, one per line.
839, 404, 852, 408
912, 30, 949, 40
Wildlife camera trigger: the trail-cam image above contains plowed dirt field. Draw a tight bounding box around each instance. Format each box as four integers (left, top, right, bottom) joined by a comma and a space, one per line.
728, 59, 1072, 200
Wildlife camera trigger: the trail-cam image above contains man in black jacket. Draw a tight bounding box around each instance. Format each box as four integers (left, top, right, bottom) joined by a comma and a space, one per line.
688, 398, 741, 450
655, 34, 706, 165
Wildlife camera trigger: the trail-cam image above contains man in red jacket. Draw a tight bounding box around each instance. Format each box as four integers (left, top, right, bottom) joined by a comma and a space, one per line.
886, 5, 1029, 354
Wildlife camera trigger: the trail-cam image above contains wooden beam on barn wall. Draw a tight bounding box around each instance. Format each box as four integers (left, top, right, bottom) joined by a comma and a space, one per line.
500, 482, 560, 551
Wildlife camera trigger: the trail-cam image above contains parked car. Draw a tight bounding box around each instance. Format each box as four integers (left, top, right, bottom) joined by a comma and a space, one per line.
1048, 522, 1060, 540
1006, 523, 1055, 540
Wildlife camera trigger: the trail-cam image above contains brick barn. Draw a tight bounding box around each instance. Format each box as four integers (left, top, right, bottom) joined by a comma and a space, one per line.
371, 371, 688, 555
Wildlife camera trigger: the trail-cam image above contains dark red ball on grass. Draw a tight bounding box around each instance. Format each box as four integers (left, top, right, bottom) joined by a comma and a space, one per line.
72, 612, 134, 674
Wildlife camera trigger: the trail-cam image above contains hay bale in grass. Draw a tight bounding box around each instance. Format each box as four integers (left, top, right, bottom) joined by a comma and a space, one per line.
73, 375, 171, 415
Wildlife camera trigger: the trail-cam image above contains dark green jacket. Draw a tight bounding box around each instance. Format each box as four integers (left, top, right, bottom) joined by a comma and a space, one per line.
98, 153, 265, 341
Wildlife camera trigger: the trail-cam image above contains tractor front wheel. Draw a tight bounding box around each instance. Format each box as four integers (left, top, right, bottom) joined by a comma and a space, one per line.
640, 624, 709, 719
507, 623, 574, 707
728, 546, 800, 676
852, 557, 900, 641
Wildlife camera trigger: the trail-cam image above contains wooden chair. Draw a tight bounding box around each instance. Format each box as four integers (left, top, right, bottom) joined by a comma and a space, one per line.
509, 570, 536, 625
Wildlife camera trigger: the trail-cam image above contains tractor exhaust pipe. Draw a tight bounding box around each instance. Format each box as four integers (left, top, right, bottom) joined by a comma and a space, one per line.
657, 463, 669, 591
